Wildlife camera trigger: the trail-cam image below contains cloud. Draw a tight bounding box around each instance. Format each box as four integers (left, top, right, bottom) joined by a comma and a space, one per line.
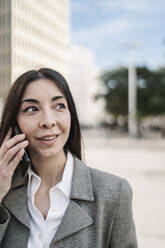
71, 0, 165, 69
72, 17, 147, 49
72, 0, 165, 15
94, 0, 165, 14
71, 0, 163, 49
71, 1, 91, 14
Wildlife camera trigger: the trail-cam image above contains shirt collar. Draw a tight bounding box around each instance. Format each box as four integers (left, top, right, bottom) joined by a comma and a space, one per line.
27, 152, 74, 198
56, 152, 73, 197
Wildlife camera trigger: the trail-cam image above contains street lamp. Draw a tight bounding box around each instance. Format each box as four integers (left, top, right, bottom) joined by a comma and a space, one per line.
122, 40, 142, 137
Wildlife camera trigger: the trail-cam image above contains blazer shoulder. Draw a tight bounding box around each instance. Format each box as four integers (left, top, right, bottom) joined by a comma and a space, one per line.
73, 157, 133, 201
87, 166, 133, 200
88, 165, 122, 187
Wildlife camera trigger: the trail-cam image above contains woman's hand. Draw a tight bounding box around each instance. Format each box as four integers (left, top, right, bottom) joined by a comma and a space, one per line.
0, 129, 28, 202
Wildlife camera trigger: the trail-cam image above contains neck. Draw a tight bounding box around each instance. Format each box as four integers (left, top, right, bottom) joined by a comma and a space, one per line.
30, 151, 67, 187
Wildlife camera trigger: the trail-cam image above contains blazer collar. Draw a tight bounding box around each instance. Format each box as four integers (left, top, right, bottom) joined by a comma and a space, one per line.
51, 156, 94, 244
3, 156, 94, 241
3, 167, 30, 229
70, 156, 94, 201
7, 157, 94, 200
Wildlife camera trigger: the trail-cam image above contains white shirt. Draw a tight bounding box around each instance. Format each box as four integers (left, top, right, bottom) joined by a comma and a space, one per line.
27, 152, 74, 248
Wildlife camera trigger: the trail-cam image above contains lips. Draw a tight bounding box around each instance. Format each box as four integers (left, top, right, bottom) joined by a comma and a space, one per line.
40, 136, 55, 141
37, 134, 60, 144
38, 134, 59, 140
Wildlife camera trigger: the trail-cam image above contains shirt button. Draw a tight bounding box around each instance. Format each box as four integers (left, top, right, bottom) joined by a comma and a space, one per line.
39, 233, 43, 239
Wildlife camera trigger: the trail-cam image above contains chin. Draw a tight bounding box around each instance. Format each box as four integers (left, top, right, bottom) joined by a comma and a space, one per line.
33, 148, 64, 160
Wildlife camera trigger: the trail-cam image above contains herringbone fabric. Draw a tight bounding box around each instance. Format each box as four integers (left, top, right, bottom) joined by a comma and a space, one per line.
0, 157, 138, 247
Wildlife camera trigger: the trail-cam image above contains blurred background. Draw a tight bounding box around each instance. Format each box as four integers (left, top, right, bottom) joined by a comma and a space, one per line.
0, 0, 165, 247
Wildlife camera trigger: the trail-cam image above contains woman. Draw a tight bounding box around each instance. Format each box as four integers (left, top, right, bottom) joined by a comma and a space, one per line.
0, 68, 138, 247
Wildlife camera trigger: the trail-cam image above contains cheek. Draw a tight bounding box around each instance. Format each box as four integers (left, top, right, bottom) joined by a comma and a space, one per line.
59, 112, 71, 132
17, 118, 36, 136
65, 113, 71, 130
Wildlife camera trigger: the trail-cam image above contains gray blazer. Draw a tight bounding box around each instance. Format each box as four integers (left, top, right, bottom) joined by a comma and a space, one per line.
0, 157, 138, 248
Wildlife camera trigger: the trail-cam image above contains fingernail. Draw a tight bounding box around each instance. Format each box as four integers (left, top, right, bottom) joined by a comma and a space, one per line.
20, 134, 25, 137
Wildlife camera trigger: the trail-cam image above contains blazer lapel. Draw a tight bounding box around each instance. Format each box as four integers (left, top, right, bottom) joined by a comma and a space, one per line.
3, 167, 30, 229
52, 200, 93, 243
2, 157, 95, 242
50, 157, 94, 244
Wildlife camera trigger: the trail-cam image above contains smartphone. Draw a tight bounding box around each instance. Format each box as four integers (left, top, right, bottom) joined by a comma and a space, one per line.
13, 125, 31, 166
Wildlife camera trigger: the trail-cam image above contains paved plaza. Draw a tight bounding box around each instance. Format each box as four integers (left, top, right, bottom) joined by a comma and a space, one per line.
82, 130, 165, 248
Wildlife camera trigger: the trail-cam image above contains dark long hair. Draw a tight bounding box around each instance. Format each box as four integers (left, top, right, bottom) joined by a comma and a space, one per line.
0, 68, 82, 160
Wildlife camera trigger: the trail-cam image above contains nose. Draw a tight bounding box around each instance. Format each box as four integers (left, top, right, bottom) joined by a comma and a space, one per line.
39, 111, 56, 129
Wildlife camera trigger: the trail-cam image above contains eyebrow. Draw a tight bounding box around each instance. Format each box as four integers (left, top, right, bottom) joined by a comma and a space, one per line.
21, 96, 66, 104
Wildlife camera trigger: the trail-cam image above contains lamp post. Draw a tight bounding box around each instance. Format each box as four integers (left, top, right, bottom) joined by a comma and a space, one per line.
122, 40, 142, 137
128, 47, 137, 137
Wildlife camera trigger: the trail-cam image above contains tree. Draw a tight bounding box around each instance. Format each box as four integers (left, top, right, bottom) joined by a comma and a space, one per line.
137, 67, 165, 116
96, 66, 165, 118
98, 66, 128, 118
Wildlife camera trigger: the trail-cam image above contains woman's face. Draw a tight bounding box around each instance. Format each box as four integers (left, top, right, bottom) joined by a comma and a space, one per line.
17, 78, 71, 161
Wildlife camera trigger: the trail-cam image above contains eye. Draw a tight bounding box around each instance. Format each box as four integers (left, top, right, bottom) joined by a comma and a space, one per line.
56, 103, 66, 110
23, 106, 38, 113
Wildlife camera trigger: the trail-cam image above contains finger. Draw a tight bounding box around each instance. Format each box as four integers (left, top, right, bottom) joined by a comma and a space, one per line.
0, 133, 26, 159
0, 129, 12, 160
1, 128, 12, 143
2, 140, 28, 166
8, 148, 25, 172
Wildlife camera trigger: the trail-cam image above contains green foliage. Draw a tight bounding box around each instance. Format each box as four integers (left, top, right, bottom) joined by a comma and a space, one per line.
97, 66, 165, 118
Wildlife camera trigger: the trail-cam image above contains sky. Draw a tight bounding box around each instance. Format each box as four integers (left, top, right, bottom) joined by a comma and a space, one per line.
71, 0, 165, 71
